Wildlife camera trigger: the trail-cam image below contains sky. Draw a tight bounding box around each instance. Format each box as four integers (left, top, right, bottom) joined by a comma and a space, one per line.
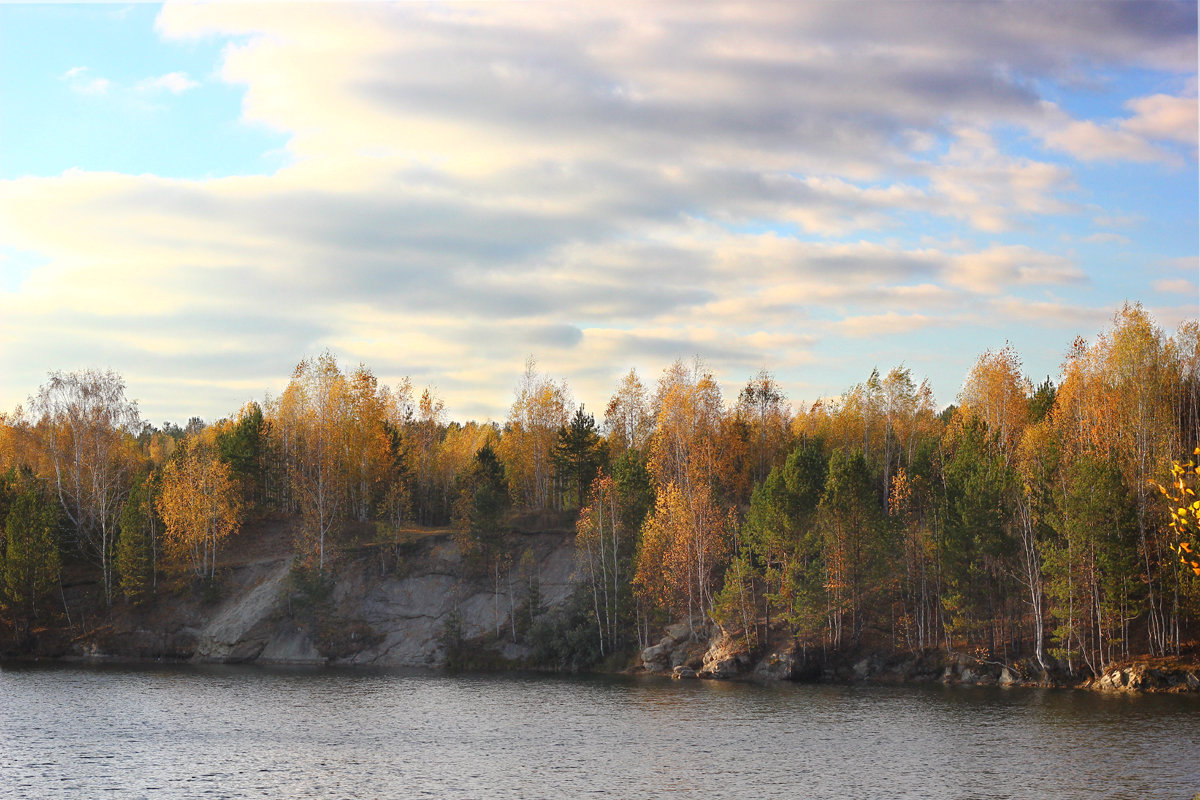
0, 1, 1197, 426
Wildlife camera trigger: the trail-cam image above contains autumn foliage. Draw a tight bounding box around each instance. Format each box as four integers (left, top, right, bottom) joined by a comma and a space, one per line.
157, 440, 241, 580
1, 302, 1198, 675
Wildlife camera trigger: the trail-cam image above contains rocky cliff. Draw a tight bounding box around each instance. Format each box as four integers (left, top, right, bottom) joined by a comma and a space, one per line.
79, 530, 577, 668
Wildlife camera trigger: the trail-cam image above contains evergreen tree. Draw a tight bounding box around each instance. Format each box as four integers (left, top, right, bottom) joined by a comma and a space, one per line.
818, 448, 885, 648
217, 402, 266, 506
116, 473, 158, 602
555, 406, 604, 510
2, 474, 61, 644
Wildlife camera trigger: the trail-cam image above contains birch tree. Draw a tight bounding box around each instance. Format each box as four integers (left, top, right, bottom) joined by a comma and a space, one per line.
29, 369, 140, 604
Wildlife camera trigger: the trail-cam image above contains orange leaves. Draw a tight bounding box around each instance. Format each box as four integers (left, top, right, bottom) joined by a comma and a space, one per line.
888, 466, 914, 519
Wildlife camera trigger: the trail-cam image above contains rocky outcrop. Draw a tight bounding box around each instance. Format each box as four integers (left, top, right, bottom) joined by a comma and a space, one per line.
698, 629, 752, 679
1088, 663, 1200, 693
641, 622, 694, 672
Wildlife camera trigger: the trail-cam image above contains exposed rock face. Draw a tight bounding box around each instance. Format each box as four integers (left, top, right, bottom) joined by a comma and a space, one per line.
330, 532, 575, 667
641, 640, 673, 673
196, 561, 294, 663
83, 530, 577, 668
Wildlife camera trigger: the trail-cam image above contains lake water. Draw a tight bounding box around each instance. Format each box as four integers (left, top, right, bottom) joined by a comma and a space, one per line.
1, 662, 1198, 800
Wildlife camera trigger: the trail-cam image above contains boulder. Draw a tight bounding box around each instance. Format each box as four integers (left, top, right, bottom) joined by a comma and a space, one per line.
672, 665, 697, 680
641, 639, 673, 671
697, 627, 746, 679
670, 646, 692, 669
664, 622, 692, 643
754, 650, 798, 681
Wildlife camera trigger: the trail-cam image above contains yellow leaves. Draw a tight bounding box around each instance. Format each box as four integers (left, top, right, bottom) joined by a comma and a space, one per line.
501, 359, 572, 509
634, 480, 731, 619
1157, 455, 1200, 582
958, 343, 1030, 461
157, 437, 241, 578
649, 358, 724, 490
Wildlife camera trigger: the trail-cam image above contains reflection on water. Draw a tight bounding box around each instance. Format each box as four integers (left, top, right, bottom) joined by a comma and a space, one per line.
1, 661, 1198, 799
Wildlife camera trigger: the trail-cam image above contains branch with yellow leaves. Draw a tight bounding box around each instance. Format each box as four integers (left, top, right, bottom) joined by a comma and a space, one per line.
1153, 447, 1200, 577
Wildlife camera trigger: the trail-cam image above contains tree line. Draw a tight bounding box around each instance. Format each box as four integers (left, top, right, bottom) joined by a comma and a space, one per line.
1, 302, 1198, 675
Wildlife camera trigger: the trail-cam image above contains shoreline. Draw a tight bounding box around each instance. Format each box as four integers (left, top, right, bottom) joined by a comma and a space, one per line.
4, 647, 1199, 697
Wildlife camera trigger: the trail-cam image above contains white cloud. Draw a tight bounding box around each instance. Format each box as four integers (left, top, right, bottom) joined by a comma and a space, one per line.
925, 128, 1073, 232
986, 298, 1112, 329
946, 246, 1084, 294
833, 313, 943, 339
1038, 89, 1198, 165
1124, 92, 1198, 146
3, 2, 1194, 421
61, 66, 112, 96
137, 71, 199, 94
1153, 278, 1197, 295
1083, 232, 1131, 245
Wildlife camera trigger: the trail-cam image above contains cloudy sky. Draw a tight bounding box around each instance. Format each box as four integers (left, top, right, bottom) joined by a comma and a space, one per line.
1, 2, 1196, 425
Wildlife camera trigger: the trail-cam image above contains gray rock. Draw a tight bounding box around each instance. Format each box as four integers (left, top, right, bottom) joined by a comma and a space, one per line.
195, 561, 292, 663
259, 630, 324, 665
754, 651, 797, 681
665, 622, 692, 643
500, 642, 530, 662
641, 640, 672, 668
672, 665, 697, 680
670, 647, 693, 668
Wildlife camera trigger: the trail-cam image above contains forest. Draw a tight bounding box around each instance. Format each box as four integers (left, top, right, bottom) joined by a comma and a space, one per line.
1, 301, 1199, 677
